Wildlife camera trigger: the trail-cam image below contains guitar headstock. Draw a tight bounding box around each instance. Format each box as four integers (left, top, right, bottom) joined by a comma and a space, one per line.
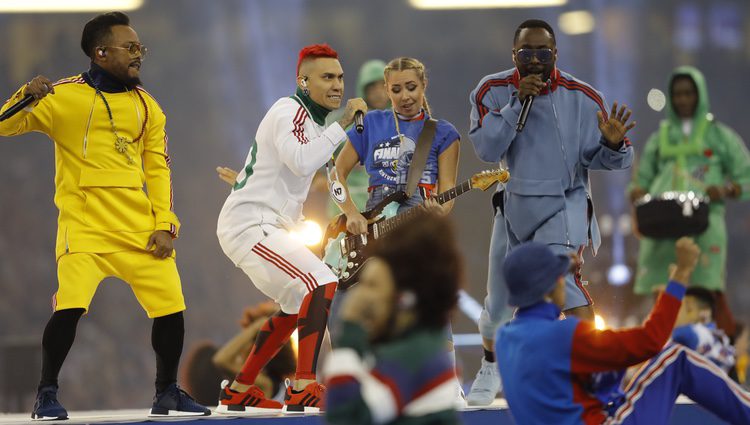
470, 169, 510, 191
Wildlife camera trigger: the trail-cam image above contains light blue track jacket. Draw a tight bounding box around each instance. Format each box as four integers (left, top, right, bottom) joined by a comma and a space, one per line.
469, 68, 633, 253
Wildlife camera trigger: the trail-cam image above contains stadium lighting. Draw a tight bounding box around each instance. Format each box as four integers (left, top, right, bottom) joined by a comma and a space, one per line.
558, 10, 596, 35
0, 0, 144, 13
409, 0, 567, 10
289, 220, 324, 247
290, 330, 298, 356
607, 264, 632, 286
594, 315, 607, 330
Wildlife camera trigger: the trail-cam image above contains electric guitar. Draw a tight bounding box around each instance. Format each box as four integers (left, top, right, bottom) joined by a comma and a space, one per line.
323, 169, 510, 290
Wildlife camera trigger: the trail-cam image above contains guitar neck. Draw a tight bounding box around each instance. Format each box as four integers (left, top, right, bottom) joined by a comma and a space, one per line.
435, 179, 473, 205
373, 179, 473, 237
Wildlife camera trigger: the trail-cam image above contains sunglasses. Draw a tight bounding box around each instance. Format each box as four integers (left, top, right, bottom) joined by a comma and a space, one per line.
515, 48, 554, 65
102, 42, 148, 58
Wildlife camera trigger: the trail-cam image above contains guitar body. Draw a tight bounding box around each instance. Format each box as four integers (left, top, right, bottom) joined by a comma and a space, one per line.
336, 212, 391, 290
323, 169, 509, 291
320, 191, 407, 278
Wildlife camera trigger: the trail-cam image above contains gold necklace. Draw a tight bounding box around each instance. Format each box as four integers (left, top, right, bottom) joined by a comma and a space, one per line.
391, 109, 424, 172
89, 74, 149, 164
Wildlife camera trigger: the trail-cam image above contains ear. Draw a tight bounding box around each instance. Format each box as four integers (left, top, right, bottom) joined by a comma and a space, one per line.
397, 291, 416, 310
297, 75, 308, 88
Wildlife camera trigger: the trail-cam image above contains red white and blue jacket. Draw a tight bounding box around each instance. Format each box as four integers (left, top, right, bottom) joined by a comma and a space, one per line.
497, 281, 685, 425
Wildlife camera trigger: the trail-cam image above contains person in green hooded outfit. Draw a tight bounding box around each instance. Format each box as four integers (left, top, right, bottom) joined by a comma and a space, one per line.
629, 66, 750, 338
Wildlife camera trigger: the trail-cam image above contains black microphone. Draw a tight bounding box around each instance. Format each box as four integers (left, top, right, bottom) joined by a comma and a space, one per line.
516, 95, 534, 132
0, 94, 35, 122
354, 110, 364, 133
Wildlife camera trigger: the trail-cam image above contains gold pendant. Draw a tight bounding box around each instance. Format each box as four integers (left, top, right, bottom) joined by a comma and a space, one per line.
115, 136, 130, 154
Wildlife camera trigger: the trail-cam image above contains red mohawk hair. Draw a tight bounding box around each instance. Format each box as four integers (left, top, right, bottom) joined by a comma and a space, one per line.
296, 43, 339, 76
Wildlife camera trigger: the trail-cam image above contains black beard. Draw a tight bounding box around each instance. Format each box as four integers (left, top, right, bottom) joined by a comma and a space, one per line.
124, 75, 143, 88
111, 67, 142, 88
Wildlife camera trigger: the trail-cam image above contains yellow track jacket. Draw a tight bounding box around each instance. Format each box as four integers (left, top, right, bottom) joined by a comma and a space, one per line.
0, 73, 179, 260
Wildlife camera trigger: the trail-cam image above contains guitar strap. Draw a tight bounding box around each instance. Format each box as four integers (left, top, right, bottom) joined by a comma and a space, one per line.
404, 118, 437, 198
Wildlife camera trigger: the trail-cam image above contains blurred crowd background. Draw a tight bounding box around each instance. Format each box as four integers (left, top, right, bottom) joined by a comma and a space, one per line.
1, 0, 749, 411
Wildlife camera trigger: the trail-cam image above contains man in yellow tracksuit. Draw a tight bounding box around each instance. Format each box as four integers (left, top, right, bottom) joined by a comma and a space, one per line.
0, 12, 208, 419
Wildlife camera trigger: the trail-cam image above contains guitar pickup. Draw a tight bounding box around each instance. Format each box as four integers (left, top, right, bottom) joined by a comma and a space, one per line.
360, 234, 368, 245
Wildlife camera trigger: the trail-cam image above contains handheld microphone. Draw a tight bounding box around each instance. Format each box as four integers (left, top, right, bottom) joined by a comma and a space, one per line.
516, 95, 534, 132
0, 94, 35, 122
354, 110, 364, 133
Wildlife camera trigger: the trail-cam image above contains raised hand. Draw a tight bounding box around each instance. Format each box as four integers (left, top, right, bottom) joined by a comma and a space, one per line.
598, 102, 636, 147
669, 237, 700, 285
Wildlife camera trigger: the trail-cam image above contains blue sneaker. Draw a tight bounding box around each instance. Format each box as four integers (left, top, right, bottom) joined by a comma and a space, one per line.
149, 383, 211, 417
31, 385, 68, 420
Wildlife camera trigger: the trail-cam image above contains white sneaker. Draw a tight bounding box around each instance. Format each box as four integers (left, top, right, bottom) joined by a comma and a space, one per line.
466, 358, 502, 406
454, 377, 467, 409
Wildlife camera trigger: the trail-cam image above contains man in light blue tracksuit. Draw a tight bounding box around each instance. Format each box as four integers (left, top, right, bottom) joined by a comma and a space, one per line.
465, 19, 636, 405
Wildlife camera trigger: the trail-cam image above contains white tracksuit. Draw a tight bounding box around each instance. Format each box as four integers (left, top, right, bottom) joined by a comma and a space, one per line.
217, 95, 345, 313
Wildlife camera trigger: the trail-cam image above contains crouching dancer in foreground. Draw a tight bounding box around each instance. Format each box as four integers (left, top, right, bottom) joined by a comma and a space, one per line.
497, 238, 750, 425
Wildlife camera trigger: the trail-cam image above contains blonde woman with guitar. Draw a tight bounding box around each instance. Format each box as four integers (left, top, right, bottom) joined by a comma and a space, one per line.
326, 57, 510, 407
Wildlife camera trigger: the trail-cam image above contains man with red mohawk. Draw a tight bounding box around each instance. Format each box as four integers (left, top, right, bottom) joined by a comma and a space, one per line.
216, 44, 366, 413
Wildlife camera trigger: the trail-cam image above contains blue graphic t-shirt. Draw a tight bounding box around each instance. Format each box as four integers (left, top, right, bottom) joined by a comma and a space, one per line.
346, 109, 460, 189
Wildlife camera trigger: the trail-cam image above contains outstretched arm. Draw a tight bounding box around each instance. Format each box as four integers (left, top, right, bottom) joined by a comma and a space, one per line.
0, 76, 55, 137
571, 238, 700, 373
581, 101, 635, 170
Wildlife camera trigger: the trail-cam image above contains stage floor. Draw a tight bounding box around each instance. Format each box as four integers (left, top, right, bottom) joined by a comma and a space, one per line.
0, 397, 729, 424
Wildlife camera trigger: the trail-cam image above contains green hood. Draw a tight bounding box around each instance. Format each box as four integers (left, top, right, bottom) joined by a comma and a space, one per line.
356, 59, 386, 99
657, 66, 713, 161
665, 65, 711, 125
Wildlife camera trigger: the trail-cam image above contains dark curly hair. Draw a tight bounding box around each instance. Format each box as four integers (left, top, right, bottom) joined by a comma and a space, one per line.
80, 12, 130, 59
366, 213, 462, 329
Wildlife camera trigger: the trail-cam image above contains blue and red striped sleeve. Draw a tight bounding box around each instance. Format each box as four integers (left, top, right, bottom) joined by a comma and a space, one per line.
570, 281, 686, 373
472, 76, 513, 128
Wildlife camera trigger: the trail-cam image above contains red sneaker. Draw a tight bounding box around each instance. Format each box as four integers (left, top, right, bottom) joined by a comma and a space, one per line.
282, 382, 326, 413
216, 380, 282, 413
